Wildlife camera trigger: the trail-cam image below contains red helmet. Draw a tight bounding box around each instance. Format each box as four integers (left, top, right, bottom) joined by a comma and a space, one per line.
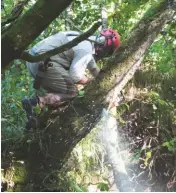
100, 29, 120, 50
95, 28, 120, 60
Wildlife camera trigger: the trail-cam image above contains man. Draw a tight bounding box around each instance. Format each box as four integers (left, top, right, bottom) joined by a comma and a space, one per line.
22, 29, 120, 129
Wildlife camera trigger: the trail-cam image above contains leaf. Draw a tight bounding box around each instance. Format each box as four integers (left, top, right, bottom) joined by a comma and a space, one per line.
78, 90, 85, 97
27, 140, 32, 143
151, 92, 159, 99
124, 103, 130, 110
1, 118, 8, 122
146, 151, 152, 159
70, 182, 85, 192
144, 160, 148, 166
15, 59, 21, 65
168, 146, 173, 152
33, 106, 41, 115
97, 182, 109, 191
162, 141, 173, 152
119, 117, 125, 124
152, 104, 157, 110
162, 141, 169, 147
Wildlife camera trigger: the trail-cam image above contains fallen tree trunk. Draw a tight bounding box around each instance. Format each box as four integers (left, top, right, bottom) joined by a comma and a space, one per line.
2, 0, 175, 191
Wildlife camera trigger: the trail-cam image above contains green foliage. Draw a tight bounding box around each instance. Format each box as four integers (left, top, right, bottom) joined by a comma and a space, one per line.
126, 26, 176, 175
149, 91, 173, 113
66, 128, 110, 191
33, 106, 41, 115
146, 34, 176, 73
109, 0, 152, 41
78, 90, 85, 97
1, 0, 19, 18
69, 181, 87, 192
134, 21, 176, 103
1, 60, 34, 137
142, 0, 165, 20
97, 182, 110, 191
162, 138, 176, 152
1, 0, 176, 191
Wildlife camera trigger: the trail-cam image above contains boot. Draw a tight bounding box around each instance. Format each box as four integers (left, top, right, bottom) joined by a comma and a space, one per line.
21, 96, 39, 130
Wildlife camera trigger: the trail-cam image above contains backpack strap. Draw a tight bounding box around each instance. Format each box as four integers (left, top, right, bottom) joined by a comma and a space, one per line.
33, 58, 53, 89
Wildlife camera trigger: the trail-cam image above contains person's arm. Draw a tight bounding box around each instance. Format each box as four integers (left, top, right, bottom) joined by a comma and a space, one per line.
76, 59, 100, 84
69, 50, 94, 85
76, 66, 100, 84
87, 58, 100, 77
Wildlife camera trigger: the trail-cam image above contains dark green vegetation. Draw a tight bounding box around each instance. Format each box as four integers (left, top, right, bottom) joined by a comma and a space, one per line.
1, 0, 176, 191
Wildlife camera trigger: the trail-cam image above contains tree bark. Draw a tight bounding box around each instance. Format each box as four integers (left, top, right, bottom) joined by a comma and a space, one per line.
2, 0, 175, 191
1, 0, 73, 68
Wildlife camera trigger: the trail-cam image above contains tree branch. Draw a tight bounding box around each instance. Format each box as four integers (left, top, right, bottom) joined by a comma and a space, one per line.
65, 18, 82, 32
20, 21, 101, 62
2, 0, 74, 67
88, 0, 176, 105
1, 0, 31, 26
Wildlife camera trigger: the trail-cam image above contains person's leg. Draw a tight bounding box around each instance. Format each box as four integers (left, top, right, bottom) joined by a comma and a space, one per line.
23, 61, 78, 129
38, 92, 77, 108
37, 65, 78, 107
22, 64, 77, 113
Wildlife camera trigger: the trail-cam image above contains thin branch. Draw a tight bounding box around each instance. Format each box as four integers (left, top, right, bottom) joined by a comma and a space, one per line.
65, 18, 82, 32
1, 14, 21, 26
1, 0, 31, 26
64, 18, 101, 44
20, 21, 101, 62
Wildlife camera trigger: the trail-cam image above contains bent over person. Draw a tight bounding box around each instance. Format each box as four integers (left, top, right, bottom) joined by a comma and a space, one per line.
22, 29, 120, 129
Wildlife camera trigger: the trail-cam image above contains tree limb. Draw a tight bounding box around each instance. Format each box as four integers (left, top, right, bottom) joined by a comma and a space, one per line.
20, 21, 101, 62
2, 0, 74, 68
65, 18, 82, 32
1, 0, 31, 26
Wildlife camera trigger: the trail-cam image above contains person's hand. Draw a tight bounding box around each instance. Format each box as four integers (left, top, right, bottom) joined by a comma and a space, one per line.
75, 84, 84, 90
76, 76, 93, 85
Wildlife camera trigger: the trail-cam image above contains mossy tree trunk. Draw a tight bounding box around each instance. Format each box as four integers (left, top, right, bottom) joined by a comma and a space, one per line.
1, 0, 73, 68
2, 0, 175, 191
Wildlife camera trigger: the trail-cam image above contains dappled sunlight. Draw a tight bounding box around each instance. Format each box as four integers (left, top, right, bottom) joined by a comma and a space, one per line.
1, 0, 176, 191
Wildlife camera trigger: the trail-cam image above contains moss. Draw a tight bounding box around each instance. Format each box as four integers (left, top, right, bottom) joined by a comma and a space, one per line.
142, 0, 167, 20
73, 117, 84, 131
1, 161, 27, 192
12, 162, 26, 184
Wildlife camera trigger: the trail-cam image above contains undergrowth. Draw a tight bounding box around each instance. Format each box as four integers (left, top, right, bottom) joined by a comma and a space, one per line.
118, 64, 176, 191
